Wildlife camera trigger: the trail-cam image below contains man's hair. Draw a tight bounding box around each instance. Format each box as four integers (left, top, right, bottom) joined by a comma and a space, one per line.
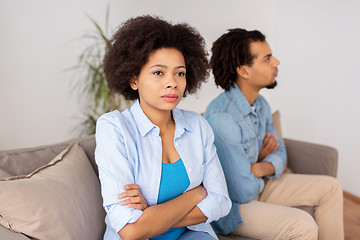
103, 15, 209, 100
210, 28, 266, 90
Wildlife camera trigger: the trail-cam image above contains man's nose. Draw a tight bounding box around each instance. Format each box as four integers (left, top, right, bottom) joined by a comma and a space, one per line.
273, 57, 280, 67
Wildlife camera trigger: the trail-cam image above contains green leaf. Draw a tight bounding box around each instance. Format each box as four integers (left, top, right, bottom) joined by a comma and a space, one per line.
69, 7, 131, 136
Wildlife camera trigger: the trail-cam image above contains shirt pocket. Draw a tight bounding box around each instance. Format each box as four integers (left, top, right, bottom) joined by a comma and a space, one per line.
242, 137, 257, 161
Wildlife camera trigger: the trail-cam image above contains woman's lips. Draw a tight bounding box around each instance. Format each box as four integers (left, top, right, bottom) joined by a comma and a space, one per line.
161, 94, 178, 102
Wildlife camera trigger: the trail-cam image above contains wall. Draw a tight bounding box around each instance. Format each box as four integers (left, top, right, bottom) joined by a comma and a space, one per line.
0, 0, 277, 149
1, 0, 359, 197
273, 0, 360, 197
0, 0, 93, 149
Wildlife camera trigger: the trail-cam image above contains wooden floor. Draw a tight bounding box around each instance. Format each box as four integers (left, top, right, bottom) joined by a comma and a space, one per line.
344, 192, 360, 240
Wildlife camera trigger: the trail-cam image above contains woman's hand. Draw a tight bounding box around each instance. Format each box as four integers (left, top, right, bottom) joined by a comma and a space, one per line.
118, 184, 148, 210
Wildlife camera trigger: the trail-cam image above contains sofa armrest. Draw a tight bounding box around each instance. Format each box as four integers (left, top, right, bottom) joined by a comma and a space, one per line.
0, 225, 31, 240
284, 138, 338, 177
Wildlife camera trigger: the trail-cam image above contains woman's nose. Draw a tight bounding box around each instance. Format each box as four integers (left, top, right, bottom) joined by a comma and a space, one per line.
166, 75, 177, 88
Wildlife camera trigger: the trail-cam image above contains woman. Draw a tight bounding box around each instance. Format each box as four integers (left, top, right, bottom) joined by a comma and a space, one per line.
95, 15, 231, 240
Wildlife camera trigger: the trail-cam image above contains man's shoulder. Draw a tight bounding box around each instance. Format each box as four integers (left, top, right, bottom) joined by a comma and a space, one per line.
257, 94, 270, 106
256, 94, 273, 116
205, 91, 232, 116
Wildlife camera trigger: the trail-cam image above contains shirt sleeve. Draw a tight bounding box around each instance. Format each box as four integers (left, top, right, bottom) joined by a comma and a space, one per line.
205, 113, 265, 204
95, 115, 143, 234
262, 110, 287, 178
196, 117, 232, 224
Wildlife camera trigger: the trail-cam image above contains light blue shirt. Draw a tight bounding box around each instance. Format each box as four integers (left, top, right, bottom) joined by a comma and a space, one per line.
204, 84, 287, 235
95, 100, 231, 240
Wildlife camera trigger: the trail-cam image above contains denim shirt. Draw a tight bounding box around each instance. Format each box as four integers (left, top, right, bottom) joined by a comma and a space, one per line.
95, 100, 231, 240
204, 85, 286, 234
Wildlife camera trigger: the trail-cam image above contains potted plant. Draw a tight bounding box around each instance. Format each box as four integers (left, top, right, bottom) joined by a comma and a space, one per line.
71, 7, 132, 135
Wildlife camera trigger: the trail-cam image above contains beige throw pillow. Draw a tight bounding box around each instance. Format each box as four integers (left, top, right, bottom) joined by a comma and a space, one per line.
272, 110, 292, 173
272, 110, 284, 144
0, 142, 105, 240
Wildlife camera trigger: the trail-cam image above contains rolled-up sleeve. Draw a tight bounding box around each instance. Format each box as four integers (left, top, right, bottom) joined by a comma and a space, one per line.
95, 115, 143, 233
196, 118, 232, 223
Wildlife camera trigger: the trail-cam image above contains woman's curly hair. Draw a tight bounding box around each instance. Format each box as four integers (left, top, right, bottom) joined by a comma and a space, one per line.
210, 28, 265, 91
103, 15, 209, 100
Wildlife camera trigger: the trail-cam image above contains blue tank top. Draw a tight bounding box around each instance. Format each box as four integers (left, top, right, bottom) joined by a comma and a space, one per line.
150, 158, 190, 240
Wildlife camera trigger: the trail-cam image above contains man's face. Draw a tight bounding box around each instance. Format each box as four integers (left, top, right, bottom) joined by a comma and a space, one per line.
247, 41, 280, 90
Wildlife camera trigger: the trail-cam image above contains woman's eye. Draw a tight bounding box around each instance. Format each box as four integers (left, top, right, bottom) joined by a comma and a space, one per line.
153, 71, 163, 75
176, 72, 186, 77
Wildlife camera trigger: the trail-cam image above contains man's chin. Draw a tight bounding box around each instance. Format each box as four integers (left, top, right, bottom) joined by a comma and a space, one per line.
266, 80, 277, 89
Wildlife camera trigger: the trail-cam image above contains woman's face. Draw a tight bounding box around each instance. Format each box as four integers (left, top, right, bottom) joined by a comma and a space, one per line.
131, 48, 187, 115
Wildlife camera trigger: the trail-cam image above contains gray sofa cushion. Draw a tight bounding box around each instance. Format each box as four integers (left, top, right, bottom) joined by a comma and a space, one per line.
0, 135, 96, 178
0, 142, 105, 240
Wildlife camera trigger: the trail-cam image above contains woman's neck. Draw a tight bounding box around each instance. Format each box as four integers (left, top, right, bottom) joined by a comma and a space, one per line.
140, 104, 174, 130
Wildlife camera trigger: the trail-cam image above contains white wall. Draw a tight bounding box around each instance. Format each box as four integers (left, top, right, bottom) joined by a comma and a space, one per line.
1, 0, 359, 197
272, 0, 360, 197
0, 0, 95, 149
0, 0, 277, 147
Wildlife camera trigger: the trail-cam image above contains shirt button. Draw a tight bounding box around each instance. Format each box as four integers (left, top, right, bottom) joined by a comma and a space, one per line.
258, 136, 261, 140
175, 142, 179, 146
254, 122, 257, 124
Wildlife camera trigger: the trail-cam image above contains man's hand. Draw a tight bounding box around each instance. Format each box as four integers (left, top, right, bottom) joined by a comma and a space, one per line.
251, 161, 275, 178
118, 184, 148, 210
257, 133, 279, 162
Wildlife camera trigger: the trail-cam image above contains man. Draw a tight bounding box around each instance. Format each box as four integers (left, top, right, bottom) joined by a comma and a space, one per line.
204, 28, 344, 240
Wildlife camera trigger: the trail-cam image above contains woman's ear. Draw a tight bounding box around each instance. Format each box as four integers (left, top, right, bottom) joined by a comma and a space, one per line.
236, 65, 250, 79
130, 76, 138, 90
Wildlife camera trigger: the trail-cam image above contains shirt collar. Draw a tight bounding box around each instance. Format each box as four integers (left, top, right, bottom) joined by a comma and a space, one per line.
130, 100, 192, 137
228, 84, 261, 116
131, 100, 156, 137
252, 97, 262, 114
172, 107, 192, 137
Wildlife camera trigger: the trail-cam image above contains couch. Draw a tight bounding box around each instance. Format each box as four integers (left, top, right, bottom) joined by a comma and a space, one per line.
0, 112, 338, 240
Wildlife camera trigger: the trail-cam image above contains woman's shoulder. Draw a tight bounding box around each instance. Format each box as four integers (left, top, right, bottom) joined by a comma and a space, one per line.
98, 109, 121, 120
98, 108, 132, 122
96, 109, 135, 132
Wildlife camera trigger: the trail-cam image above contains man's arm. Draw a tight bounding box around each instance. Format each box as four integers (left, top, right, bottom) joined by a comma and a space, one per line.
251, 161, 275, 178
257, 133, 279, 162
251, 133, 279, 177
206, 113, 265, 204
260, 110, 287, 178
